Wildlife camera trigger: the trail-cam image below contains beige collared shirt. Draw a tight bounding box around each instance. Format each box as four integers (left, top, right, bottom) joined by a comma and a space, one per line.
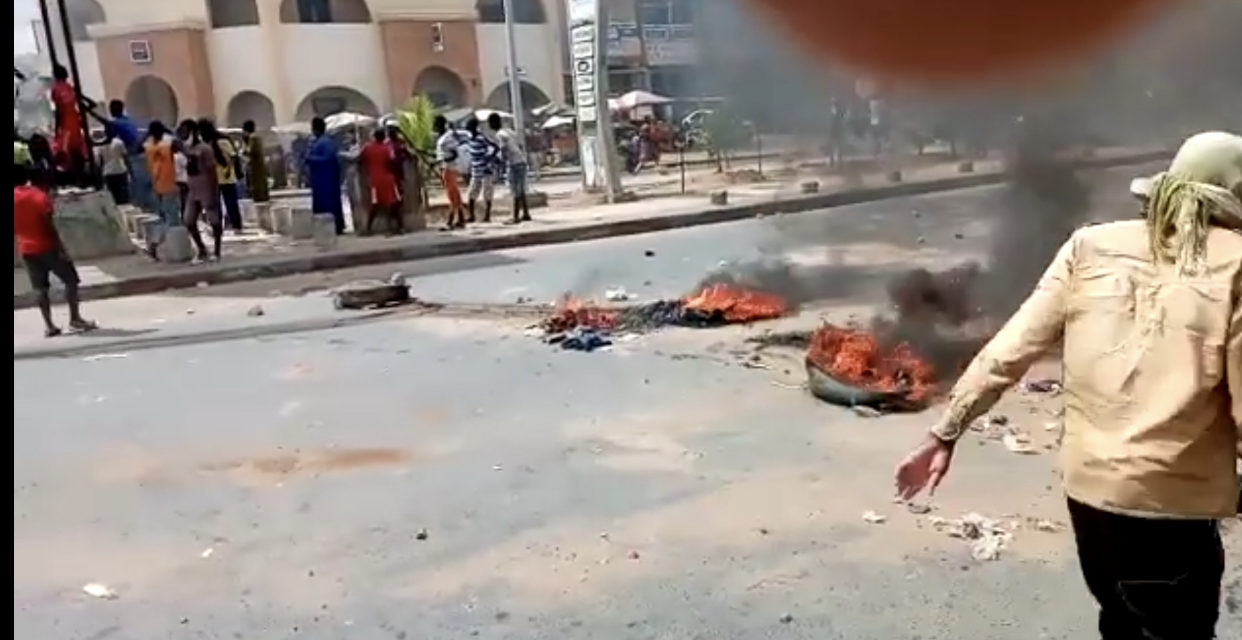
932, 219, 1242, 518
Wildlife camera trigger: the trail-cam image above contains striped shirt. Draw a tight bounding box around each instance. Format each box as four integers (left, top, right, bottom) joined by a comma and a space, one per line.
466, 132, 498, 176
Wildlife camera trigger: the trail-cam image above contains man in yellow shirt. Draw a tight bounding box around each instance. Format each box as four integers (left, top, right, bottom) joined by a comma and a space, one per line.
896, 131, 1242, 639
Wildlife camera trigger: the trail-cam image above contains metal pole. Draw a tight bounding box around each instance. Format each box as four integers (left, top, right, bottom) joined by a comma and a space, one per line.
36, 0, 60, 66
52, 0, 98, 179
501, 0, 527, 157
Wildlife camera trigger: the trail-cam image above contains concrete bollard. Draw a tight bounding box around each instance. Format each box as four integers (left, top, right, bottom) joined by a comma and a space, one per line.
526, 191, 549, 208
138, 216, 163, 243
709, 190, 729, 206
254, 202, 273, 232
312, 214, 338, 250
271, 204, 292, 235
887, 170, 903, 183
800, 180, 820, 194
957, 160, 975, 173
289, 207, 315, 240
160, 226, 194, 263
240, 199, 258, 228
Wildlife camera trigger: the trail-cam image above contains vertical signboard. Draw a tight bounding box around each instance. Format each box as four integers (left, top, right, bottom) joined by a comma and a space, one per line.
566, 0, 622, 197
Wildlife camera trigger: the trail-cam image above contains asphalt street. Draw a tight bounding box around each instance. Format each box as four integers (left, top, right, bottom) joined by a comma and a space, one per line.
14, 163, 1241, 639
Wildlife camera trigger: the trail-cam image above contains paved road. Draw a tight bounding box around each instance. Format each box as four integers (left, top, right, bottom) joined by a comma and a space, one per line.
14, 163, 1241, 639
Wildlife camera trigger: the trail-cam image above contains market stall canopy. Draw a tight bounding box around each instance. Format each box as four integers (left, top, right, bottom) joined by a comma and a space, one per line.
540, 114, 576, 129
614, 90, 673, 109
532, 102, 572, 118
324, 112, 376, 132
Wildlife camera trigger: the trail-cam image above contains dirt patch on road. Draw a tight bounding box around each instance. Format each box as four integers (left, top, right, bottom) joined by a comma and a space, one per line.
201, 447, 411, 482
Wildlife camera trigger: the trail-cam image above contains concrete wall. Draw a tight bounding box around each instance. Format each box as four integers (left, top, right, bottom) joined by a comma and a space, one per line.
206, 26, 280, 121
476, 23, 563, 107
280, 24, 390, 116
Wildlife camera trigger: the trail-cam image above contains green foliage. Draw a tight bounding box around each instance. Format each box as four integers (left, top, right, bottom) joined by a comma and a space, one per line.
395, 95, 436, 156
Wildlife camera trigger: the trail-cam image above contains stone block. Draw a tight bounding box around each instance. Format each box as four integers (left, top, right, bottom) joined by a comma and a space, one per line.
887, 170, 904, 183
289, 207, 315, 240
312, 214, 338, 250
709, 190, 729, 206
271, 204, 293, 235
52, 190, 136, 260
800, 180, 820, 194
240, 199, 258, 227
957, 160, 975, 173
254, 202, 274, 232
160, 226, 194, 263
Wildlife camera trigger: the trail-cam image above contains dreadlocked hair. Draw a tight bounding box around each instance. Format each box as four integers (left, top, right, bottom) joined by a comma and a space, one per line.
1144, 171, 1242, 276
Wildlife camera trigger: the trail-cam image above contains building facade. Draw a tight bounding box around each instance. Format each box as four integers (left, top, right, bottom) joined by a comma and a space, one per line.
33, 0, 567, 127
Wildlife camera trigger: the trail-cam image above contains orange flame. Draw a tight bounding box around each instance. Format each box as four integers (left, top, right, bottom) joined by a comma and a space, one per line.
807, 324, 938, 403
543, 296, 618, 333
681, 283, 789, 323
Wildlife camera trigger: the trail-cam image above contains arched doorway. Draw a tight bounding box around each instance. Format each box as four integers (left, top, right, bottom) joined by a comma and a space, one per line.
207, 0, 260, 28
413, 66, 467, 109
226, 91, 277, 129
476, 0, 546, 23
67, 0, 106, 41
485, 81, 551, 112
125, 76, 179, 124
279, 0, 371, 24
295, 86, 380, 120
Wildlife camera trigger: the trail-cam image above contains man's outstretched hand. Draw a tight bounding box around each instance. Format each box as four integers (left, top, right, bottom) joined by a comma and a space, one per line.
895, 434, 956, 501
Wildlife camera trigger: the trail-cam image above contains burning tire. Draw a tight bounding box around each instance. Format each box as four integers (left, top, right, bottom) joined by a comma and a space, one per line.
804, 324, 939, 411
332, 280, 411, 310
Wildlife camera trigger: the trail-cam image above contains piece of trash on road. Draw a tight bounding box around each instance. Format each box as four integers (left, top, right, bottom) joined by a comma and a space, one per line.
82, 583, 118, 599
246, 305, 265, 317
1002, 433, 1038, 455
906, 502, 933, 515
929, 512, 1012, 561
82, 353, 129, 362
1031, 519, 1063, 533
200, 547, 214, 559
1023, 378, 1062, 394
862, 510, 887, 524
604, 287, 635, 302
415, 528, 429, 541
560, 327, 612, 352
851, 405, 884, 419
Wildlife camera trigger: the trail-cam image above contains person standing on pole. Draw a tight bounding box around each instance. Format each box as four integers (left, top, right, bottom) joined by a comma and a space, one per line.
896, 131, 1242, 639
49, 64, 89, 187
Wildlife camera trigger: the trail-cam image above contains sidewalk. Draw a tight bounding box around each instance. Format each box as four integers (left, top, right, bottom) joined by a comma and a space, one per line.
13, 147, 1169, 309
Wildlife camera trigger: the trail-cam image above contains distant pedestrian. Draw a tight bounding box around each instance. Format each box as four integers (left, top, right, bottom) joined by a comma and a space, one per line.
434, 115, 469, 229
242, 120, 270, 203
14, 159, 95, 337
487, 112, 531, 224
143, 120, 181, 259
305, 116, 344, 234
182, 119, 223, 261
109, 99, 152, 210
201, 120, 243, 231
174, 119, 193, 212
98, 123, 130, 205
359, 128, 402, 235
464, 117, 499, 223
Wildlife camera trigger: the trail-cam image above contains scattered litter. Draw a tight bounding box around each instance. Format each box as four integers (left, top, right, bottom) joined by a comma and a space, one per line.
906, 502, 933, 515
928, 512, 1012, 561
491, 464, 503, 471
1031, 519, 1063, 533
987, 414, 1010, 427
627, 550, 641, 560
200, 547, 214, 559
560, 327, 612, 352
246, 305, 265, 317
82, 353, 129, 362
1023, 378, 1062, 394
779, 613, 794, 624
599, 532, 610, 540
1002, 432, 1038, 455
861, 510, 887, 524
643, 250, 655, 257
523, 326, 546, 338
605, 287, 637, 302
82, 583, 118, 599
851, 405, 884, 419
1044, 421, 1060, 432
769, 381, 804, 391
415, 528, 429, 541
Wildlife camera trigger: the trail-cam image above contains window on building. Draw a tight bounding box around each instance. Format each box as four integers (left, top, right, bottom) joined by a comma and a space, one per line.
639, 0, 694, 26
298, 0, 332, 23
207, 0, 260, 28
476, 0, 547, 24
280, 0, 371, 24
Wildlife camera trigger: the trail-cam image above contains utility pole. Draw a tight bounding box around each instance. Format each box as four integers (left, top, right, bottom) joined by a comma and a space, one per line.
501, 0, 526, 154
36, 0, 60, 65
50, 0, 98, 178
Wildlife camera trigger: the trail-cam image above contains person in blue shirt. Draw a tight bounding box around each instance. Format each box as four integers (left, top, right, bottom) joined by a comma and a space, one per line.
305, 117, 344, 234
108, 99, 152, 211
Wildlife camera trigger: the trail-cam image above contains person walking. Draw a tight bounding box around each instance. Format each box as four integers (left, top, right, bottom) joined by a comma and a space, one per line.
488, 112, 531, 224
200, 120, 243, 231
14, 158, 95, 337
306, 117, 345, 234
182, 120, 223, 261
98, 123, 130, 205
359, 128, 402, 235
433, 115, 469, 229
464, 117, 499, 223
895, 131, 1242, 640
242, 120, 270, 204
142, 121, 180, 260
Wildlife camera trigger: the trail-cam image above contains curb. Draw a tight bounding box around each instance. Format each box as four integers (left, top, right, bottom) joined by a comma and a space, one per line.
13, 150, 1169, 310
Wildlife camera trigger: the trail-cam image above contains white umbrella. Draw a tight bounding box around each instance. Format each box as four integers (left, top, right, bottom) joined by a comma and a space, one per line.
615, 90, 672, 109
324, 112, 376, 132
272, 121, 311, 135
532, 102, 570, 118
540, 114, 576, 129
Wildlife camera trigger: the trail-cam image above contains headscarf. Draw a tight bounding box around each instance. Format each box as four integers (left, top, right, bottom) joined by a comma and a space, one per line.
1131, 131, 1242, 276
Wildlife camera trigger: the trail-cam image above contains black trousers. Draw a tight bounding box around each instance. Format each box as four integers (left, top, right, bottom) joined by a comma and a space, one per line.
1068, 498, 1223, 639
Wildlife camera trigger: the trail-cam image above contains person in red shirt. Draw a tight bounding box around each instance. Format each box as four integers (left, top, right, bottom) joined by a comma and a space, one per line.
50, 64, 90, 186
359, 128, 403, 235
14, 161, 95, 337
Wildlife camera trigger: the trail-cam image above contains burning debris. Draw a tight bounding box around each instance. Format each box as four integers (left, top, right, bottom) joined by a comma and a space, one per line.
805, 324, 939, 410
537, 283, 790, 345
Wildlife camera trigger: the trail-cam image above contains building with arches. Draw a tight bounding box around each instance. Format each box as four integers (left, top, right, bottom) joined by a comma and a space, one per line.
27, 0, 567, 128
